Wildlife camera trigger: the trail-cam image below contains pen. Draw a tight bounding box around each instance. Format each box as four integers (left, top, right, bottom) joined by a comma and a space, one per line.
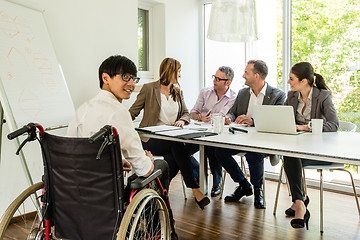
229, 127, 248, 134
205, 109, 212, 117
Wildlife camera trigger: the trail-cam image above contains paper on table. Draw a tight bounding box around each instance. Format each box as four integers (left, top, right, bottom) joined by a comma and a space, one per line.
228, 122, 248, 128
156, 128, 201, 137
137, 125, 182, 133
193, 120, 210, 126
184, 122, 211, 131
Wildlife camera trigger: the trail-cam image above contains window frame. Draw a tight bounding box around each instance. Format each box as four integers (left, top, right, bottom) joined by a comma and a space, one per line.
138, 3, 154, 81
201, 0, 360, 195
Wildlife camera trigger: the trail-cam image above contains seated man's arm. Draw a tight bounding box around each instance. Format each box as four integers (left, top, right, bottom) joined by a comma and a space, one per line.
143, 150, 155, 177
112, 109, 153, 177
226, 101, 238, 124
189, 88, 211, 122
190, 112, 211, 122
190, 112, 201, 120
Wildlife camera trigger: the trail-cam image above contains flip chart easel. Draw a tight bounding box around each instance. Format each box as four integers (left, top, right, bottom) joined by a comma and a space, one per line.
0, 0, 75, 186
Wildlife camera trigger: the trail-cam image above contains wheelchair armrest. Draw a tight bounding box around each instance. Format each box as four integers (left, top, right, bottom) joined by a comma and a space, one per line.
129, 169, 162, 190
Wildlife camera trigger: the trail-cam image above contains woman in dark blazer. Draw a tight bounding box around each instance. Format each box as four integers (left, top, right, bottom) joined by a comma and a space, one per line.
283, 62, 339, 229
129, 57, 210, 209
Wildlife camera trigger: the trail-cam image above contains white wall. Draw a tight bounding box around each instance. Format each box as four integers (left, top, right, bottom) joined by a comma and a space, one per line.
164, 0, 201, 108
41, 0, 139, 109
0, 0, 201, 216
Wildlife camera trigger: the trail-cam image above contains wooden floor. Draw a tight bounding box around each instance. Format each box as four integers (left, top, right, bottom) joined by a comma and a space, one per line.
169, 174, 360, 240
4, 173, 360, 240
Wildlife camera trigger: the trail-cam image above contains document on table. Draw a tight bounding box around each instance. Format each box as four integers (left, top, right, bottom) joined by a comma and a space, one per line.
157, 129, 218, 139
184, 122, 211, 131
228, 122, 248, 128
157, 128, 202, 137
136, 124, 217, 139
136, 125, 182, 133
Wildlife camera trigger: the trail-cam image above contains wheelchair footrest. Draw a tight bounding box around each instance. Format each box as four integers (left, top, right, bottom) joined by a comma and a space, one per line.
130, 169, 162, 189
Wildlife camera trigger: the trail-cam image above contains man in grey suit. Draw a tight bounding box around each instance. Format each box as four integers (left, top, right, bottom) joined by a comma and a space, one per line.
217, 60, 286, 209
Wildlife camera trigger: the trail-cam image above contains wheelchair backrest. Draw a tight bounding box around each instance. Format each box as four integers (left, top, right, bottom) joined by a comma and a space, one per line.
40, 132, 124, 240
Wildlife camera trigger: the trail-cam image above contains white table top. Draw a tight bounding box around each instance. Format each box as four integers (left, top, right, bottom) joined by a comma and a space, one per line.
138, 125, 360, 165
199, 127, 360, 164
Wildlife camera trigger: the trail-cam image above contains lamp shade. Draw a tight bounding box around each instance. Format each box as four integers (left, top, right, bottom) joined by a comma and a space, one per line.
207, 0, 258, 42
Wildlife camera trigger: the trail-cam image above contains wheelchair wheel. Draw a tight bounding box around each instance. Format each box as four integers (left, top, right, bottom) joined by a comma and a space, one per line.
117, 188, 171, 240
0, 182, 45, 240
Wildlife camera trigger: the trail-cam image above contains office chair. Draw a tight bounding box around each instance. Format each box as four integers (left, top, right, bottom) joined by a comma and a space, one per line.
273, 120, 360, 233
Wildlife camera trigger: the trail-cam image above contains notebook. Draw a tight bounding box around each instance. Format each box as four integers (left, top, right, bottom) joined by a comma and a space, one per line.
252, 105, 304, 135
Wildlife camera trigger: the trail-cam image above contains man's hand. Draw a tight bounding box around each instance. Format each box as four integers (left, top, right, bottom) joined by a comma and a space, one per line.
224, 116, 231, 125
191, 112, 211, 122
198, 113, 211, 122
234, 115, 254, 126
122, 159, 132, 172
172, 120, 185, 127
145, 150, 155, 163
143, 150, 155, 177
296, 124, 310, 132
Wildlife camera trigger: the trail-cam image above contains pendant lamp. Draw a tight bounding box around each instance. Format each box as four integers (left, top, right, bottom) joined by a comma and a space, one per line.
207, 0, 258, 42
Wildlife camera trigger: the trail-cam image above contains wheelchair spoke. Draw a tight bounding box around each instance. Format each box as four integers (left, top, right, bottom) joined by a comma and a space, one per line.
118, 189, 170, 240
0, 182, 45, 240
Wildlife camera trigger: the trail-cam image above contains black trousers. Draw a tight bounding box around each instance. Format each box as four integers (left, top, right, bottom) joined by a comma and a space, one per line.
125, 158, 170, 202
186, 145, 223, 188
284, 156, 332, 202
153, 158, 170, 191
142, 138, 199, 188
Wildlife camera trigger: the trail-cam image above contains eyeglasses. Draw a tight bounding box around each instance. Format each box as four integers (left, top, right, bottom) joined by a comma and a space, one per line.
115, 73, 140, 84
212, 75, 228, 82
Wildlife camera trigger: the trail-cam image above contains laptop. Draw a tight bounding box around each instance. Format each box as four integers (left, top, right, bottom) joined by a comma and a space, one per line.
252, 105, 304, 135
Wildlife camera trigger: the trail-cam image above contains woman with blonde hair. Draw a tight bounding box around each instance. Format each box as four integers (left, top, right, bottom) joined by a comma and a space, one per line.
129, 57, 210, 209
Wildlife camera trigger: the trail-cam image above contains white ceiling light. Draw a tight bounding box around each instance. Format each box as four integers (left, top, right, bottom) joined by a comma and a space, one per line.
207, 0, 258, 42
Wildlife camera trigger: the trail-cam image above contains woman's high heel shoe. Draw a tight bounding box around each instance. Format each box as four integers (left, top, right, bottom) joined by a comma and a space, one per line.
290, 209, 310, 230
285, 196, 310, 217
195, 196, 210, 210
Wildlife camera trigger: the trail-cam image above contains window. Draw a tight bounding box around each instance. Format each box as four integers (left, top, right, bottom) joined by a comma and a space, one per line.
287, 0, 360, 190
203, 0, 360, 193
138, 8, 149, 71
137, 1, 164, 83
203, 0, 282, 179
204, 1, 280, 93
289, 0, 360, 132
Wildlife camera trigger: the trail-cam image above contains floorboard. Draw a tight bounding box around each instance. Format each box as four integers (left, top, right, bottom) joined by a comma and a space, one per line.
169, 174, 360, 240
4, 173, 360, 239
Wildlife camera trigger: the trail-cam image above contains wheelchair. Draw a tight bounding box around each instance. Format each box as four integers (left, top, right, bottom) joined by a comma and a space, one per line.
0, 123, 177, 239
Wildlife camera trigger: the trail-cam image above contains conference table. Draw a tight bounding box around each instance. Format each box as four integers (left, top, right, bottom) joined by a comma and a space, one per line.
138, 125, 360, 194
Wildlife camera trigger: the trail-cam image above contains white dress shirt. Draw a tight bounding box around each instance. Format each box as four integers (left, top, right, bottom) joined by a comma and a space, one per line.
246, 83, 268, 118
296, 87, 313, 125
66, 90, 152, 177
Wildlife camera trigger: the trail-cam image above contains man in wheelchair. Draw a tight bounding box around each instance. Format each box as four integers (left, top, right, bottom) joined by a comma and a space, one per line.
67, 55, 177, 239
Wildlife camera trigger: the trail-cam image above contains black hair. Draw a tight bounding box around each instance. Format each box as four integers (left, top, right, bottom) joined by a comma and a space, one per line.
98, 55, 137, 88
291, 62, 330, 90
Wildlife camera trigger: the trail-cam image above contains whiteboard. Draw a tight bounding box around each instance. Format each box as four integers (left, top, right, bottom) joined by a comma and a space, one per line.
0, 0, 75, 131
